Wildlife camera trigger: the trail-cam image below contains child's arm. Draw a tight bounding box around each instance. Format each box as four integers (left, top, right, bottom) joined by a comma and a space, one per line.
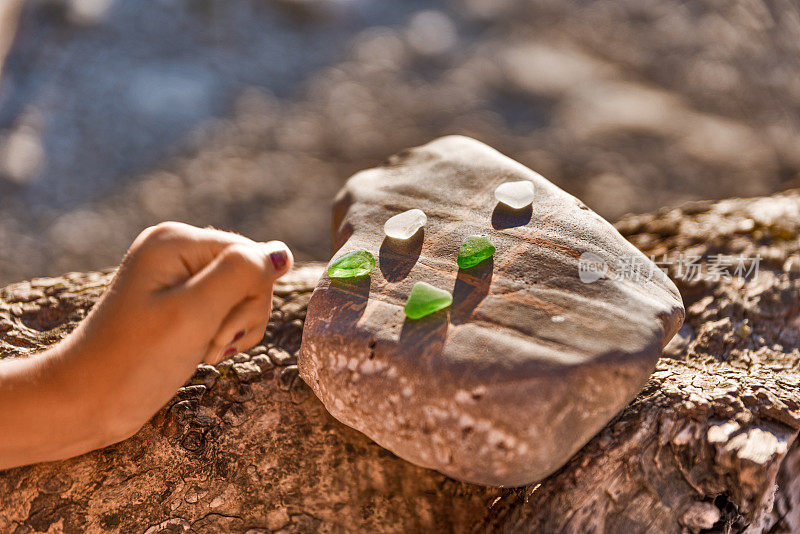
0, 222, 293, 469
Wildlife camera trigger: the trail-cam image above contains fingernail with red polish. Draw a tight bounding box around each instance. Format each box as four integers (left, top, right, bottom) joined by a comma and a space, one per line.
270, 250, 288, 271
222, 347, 237, 359
233, 330, 245, 342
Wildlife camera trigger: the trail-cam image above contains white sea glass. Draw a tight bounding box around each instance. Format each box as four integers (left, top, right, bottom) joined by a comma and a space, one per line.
384, 209, 427, 239
494, 180, 535, 209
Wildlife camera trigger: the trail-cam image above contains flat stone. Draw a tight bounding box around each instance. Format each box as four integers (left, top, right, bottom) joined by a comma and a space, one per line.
457, 234, 495, 269
327, 249, 375, 279
384, 208, 427, 240
299, 136, 684, 487
404, 282, 453, 319
494, 180, 535, 209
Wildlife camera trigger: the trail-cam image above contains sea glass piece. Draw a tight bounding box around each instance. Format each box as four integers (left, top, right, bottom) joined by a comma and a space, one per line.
494, 180, 535, 209
384, 209, 427, 239
327, 249, 375, 279
404, 282, 453, 319
457, 234, 496, 269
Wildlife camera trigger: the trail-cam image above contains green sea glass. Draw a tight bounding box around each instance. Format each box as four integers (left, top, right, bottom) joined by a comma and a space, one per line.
328, 249, 376, 279
457, 234, 496, 269
404, 282, 453, 319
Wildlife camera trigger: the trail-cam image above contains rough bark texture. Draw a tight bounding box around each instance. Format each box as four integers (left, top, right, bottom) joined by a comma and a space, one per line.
2, 190, 800, 533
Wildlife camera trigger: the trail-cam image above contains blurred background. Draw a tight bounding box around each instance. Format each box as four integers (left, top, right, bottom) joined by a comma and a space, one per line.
0, 0, 799, 285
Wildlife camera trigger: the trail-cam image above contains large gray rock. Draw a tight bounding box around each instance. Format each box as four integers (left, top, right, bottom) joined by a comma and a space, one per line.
299, 136, 684, 487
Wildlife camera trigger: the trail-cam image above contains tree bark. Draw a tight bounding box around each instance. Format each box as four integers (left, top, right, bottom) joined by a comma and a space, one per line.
2, 191, 800, 533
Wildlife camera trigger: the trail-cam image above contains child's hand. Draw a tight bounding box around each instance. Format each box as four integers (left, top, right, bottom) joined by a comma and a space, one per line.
0, 222, 293, 469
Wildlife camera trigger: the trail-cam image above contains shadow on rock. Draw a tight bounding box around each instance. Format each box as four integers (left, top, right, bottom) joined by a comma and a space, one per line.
399, 308, 449, 364
379, 230, 424, 282
324, 275, 371, 327
492, 203, 532, 229
451, 258, 493, 324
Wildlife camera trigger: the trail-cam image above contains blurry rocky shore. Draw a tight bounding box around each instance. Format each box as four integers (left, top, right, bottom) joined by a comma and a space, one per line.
1, 0, 799, 285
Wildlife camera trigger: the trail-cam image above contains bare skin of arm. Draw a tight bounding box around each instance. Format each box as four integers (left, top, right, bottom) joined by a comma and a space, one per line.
0, 222, 293, 469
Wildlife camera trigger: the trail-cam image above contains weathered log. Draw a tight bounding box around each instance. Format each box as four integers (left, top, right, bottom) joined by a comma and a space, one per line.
2, 190, 800, 533
0, 265, 500, 533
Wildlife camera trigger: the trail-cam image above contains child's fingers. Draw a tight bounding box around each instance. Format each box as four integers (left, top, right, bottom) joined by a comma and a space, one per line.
211, 295, 272, 352
203, 319, 269, 365
131, 222, 251, 272
181, 240, 292, 327
177, 226, 260, 276
132, 223, 292, 284
203, 339, 227, 365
